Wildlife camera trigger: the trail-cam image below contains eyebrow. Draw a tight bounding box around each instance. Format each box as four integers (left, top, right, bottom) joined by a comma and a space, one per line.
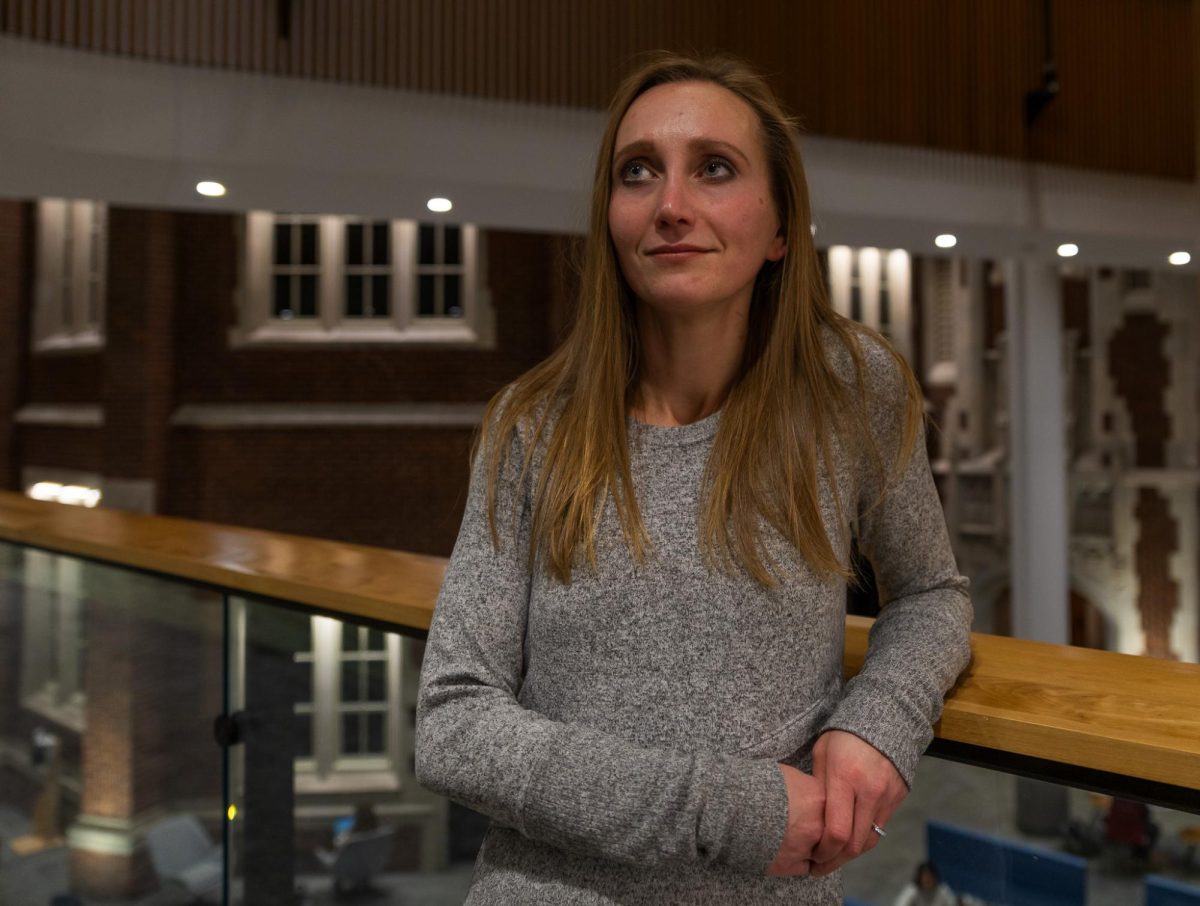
612, 137, 753, 169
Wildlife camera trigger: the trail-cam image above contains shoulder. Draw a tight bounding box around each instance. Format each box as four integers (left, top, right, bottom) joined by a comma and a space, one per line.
819, 321, 910, 405
478, 382, 564, 477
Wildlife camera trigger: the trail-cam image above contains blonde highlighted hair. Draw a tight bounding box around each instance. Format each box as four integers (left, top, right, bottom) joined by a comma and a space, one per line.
479, 51, 923, 586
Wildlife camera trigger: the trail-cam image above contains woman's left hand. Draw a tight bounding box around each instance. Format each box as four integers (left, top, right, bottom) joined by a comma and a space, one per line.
808, 729, 907, 876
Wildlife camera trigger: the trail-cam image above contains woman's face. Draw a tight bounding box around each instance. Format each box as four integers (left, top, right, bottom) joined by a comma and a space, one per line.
608, 80, 786, 320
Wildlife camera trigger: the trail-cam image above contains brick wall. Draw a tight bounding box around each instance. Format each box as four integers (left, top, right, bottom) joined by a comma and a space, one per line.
172, 214, 559, 405
160, 213, 567, 555
0, 201, 32, 491
1134, 487, 1180, 659
18, 425, 103, 474
102, 208, 177, 509
168, 426, 475, 555
28, 353, 103, 405
11, 206, 569, 548
1108, 311, 1170, 468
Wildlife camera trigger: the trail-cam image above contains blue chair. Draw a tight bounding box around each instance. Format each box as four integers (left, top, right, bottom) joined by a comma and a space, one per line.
1146, 874, 1200, 906
927, 819, 1087, 906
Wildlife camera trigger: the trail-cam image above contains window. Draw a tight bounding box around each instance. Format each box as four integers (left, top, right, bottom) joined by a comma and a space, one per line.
271, 215, 321, 320
33, 199, 106, 352
344, 219, 393, 319
235, 212, 492, 346
19, 549, 87, 732
416, 223, 465, 318
291, 615, 406, 785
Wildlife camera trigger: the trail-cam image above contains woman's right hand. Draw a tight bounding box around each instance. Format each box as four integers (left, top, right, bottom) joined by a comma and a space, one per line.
766, 763, 827, 876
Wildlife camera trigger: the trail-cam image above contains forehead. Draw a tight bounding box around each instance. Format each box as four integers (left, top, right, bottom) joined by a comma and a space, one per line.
614, 80, 764, 157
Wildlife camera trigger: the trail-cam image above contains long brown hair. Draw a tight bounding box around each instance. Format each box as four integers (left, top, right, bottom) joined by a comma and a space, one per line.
479, 51, 923, 586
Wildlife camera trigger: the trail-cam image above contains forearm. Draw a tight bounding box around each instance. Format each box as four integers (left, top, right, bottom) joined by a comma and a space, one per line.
416, 671, 789, 872
822, 582, 972, 783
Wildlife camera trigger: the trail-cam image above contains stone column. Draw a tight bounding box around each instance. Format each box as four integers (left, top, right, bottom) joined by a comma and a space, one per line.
69, 589, 162, 899
242, 603, 308, 906
1004, 258, 1071, 834
101, 208, 176, 513
1004, 259, 1070, 645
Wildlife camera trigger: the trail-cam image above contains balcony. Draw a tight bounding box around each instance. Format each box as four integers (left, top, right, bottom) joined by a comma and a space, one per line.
1, 490, 1197, 906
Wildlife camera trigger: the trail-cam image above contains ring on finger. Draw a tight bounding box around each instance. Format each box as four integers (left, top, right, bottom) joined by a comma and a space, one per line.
871, 823, 887, 837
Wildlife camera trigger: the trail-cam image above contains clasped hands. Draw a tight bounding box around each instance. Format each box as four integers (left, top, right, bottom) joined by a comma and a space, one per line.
766, 729, 907, 878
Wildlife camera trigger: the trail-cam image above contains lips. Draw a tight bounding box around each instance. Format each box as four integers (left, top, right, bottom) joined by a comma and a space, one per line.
646, 244, 711, 257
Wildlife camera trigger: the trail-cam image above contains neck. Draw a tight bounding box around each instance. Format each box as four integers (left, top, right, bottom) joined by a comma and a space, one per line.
630, 298, 749, 426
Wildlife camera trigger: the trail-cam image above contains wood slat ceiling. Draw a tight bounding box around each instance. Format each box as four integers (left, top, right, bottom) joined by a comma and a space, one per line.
1, 0, 1194, 179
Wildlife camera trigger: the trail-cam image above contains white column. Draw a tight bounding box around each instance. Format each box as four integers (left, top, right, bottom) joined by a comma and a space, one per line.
1004, 259, 1069, 644
953, 260, 986, 457
886, 249, 913, 363
827, 245, 853, 318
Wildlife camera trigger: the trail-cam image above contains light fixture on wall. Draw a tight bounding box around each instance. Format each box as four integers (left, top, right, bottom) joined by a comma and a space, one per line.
196, 181, 227, 197
1056, 243, 1079, 258
934, 234, 957, 249
28, 481, 101, 508
426, 197, 453, 213
1168, 251, 1191, 266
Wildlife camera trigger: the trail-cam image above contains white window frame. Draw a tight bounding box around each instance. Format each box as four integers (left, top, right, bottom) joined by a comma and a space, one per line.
295, 616, 404, 785
33, 199, 107, 353
232, 212, 493, 348
226, 604, 407, 794
19, 547, 88, 733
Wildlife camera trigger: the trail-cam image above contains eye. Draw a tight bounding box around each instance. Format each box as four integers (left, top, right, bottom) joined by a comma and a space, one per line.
619, 159, 653, 184
701, 157, 734, 180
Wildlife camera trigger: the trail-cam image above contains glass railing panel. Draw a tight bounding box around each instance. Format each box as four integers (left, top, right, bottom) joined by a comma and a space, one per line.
842, 756, 1200, 906
227, 594, 475, 905
0, 539, 228, 905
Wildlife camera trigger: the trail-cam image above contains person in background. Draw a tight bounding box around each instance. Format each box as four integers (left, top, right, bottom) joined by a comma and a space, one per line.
332, 801, 380, 847
893, 861, 957, 906
1105, 797, 1159, 863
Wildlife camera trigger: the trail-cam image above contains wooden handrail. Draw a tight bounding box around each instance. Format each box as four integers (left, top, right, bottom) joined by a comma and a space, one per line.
2, 491, 1198, 793
0, 491, 444, 632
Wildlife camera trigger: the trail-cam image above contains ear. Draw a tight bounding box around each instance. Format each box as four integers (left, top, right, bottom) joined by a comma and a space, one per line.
766, 230, 787, 262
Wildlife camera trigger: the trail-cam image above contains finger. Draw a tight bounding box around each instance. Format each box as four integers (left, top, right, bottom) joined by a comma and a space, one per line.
767, 853, 812, 878
860, 785, 905, 860
877, 786, 906, 828
853, 790, 880, 856
810, 735, 828, 782
812, 775, 853, 864
809, 857, 840, 877
867, 784, 906, 846
813, 788, 889, 875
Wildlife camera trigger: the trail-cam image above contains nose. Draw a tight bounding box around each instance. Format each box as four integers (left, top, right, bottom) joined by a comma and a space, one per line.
655, 172, 694, 228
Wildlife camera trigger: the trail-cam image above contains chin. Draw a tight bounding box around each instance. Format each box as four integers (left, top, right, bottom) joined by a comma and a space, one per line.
636, 292, 730, 317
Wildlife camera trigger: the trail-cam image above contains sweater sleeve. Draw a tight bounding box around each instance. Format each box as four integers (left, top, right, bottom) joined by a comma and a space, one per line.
414, 418, 789, 872
820, 344, 974, 785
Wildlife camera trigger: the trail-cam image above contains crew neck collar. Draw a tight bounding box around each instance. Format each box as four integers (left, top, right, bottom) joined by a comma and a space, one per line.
626, 408, 721, 447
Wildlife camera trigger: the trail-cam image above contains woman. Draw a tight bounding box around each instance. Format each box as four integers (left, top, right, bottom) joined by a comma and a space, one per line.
893, 862, 958, 906
416, 52, 972, 904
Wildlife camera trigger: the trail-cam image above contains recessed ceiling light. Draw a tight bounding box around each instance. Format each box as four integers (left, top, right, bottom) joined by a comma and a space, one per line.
426, 197, 453, 213
935, 234, 957, 249
196, 181, 226, 197
1057, 243, 1079, 258
1168, 251, 1191, 266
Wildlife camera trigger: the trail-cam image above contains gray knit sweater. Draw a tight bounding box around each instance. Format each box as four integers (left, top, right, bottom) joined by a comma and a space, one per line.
416, 338, 973, 905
